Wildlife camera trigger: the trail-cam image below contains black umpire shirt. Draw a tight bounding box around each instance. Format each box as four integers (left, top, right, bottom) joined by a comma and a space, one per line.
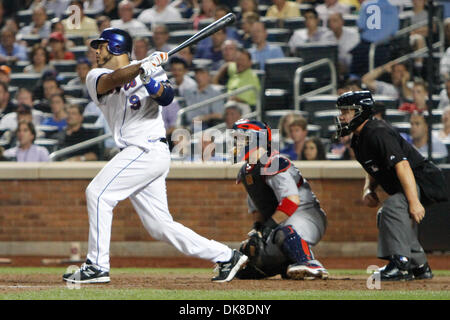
351, 119, 426, 195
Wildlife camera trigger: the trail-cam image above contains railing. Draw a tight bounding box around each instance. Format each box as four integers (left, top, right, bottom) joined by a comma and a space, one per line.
293, 58, 337, 111
49, 133, 112, 161
368, 17, 444, 72
175, 85, 261, 127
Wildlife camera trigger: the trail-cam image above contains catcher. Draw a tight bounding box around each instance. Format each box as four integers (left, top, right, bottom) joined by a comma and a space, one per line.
231, 119, 329, 280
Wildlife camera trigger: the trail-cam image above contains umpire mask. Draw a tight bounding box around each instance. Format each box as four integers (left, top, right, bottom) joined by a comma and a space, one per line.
334, 90, 374, 139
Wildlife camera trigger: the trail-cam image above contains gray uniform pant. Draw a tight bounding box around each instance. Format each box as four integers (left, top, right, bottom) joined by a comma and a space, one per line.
377, 188, 427, 267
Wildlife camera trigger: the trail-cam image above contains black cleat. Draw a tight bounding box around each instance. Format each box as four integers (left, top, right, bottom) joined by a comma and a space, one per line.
377, 261, 413, 281
212, 250, 248, 283
62, 259, 110, 284
412, 263, 433, 280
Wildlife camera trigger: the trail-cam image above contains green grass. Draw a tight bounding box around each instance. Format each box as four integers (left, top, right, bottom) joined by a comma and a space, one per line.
0, 267, 449, 300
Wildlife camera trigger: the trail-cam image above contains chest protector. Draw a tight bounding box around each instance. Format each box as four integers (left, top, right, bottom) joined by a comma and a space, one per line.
238, 162, 279, 219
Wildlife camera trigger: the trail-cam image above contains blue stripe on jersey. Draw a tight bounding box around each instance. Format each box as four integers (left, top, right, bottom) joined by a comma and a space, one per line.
119, 97, 129, 147
95, 149, 145, 266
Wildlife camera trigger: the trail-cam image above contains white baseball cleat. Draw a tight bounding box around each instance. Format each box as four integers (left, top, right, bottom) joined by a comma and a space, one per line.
286, 261, 329, 280
62, 259, 110, 284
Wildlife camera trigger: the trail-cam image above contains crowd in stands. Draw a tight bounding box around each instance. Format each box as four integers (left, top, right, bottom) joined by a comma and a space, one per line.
0, 0, 449, 164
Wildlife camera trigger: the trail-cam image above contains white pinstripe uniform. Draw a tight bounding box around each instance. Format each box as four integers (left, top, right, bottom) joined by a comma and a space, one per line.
85, 64, 232, 271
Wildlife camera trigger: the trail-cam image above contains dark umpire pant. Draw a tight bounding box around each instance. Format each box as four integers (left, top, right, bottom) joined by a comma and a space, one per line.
376, 185, 427, 268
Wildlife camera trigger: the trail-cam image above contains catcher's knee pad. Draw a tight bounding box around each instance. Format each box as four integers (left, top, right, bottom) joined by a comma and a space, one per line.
274, 225, 313, 264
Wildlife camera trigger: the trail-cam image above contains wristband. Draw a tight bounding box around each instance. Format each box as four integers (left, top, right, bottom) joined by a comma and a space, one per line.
276, 197, 298, 216
155, 81, 174, 106
144, 78, 161, 95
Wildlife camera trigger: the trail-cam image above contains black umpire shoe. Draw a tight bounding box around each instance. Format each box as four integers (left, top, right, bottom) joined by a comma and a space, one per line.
377, 255, 413, 281
212, 250, 248, 283
62, 259, 110, 284
412, 263, 433, 280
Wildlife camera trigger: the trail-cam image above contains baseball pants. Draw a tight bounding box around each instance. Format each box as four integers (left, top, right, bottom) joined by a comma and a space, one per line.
85, 143, 232, 271
376, 187, 427, 268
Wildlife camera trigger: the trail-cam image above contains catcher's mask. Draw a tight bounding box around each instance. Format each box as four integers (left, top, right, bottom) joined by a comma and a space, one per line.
230, 119, 271, 164
334, 90, 374, 139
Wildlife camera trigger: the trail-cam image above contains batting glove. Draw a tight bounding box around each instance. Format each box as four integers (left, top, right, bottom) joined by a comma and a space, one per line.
139, 51, 168, 84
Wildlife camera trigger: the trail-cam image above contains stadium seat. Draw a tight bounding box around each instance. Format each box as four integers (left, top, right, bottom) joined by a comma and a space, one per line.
283, 17, 305, 31
198, 18, 215, 30
343, 14, 358, 27
69, 46, 88, 60
307, 124, 321, 137
10, 74, 41, 90
58, 72, 78, 85
35, 138, 59, 153
36, 125, 59, 139
11, 60, 30, 73
264, 89, 291, 112
267, 42, 290, 56
66, 98, 90, 109
8, 86, 18, 98
373, 95, 399, 109
168, 30, 198, 45
65, 34, 85, 46
17, 10, 32, 25
20, 35, 41, 47
264, 57, 304, 107
391, 122, 410, 134
266, 28, 291, 43
258, 5, 269, 17
50, 60, 77, 73
83, 115, 99, 124
384, 109, 409, 123
313, 109, 339, 138
260, 17, 279, 29
62, 85, 83, 97
265, 109, 308, 129
164, 20, 194, 32
300, 95, 338, 113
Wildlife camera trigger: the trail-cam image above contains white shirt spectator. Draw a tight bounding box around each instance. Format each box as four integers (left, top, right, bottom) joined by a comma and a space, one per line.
83, 0, 104, 14
3, 144, 49, 162
438, 87, 450, 110
324, 27, 359, 68
174, 75, 198, 97
0, 110, 43, 131
111, 19, 149, 35
137, 5, 182, 24
316, 2, 350, 25
373, 81, 400, 99
288, 27, 330, 53
440, 47, 450, 79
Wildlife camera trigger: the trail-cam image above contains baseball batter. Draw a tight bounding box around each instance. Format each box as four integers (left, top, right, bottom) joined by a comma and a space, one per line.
62, 28, 248, 284
230, 120, 329, 280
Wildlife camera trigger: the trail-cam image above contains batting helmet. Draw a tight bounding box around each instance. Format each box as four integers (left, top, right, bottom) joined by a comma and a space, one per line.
334, 90, 374, 139
90, 28, 133, 56
231, 119, 272, 163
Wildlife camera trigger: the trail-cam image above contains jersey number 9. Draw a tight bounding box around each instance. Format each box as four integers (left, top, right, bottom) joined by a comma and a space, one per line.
129, 95, 141, 110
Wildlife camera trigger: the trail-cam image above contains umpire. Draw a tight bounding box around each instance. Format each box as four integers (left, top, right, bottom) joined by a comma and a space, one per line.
335, 91, 448, 281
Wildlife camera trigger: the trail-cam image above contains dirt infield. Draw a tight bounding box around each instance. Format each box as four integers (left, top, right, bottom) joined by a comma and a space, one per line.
1, 255, 449, 270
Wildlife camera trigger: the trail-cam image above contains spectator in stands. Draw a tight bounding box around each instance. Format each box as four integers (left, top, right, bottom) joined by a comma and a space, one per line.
0, 64, 10, 84
435, 106, 450, 142
149, 24, 174, 54
398, 79, 428, 113
440, 46, 450, 80
222, 39, 239, 64
51, 104, 99, 161
17, 5, 51, 39
161, 98, 181, 138
29, 0, 71, 19
350, 0, 398, 77
193, 0, 217, 30
277, 112, 304, 148
329, 134, 355, 160
248, 21, 284, 70
240, 11, 259, 49
111, 0, 149, 34
0, 80, 14, 120
0, 101, 43, 134
0, 26, 27, 63
67, 57, 91, 99
169, 56, 197, 96
137, 0, 182, 24
265, 0, 300, 19
15, 88, 34, 109
280, 117, 308, 160
301, 137, 326, 161
214, 5, 241, 42
103, 0, 120, 20
438, 78, 450, 110
409, 112, 448, 159
34, 76, 63, 113
24, 44, 55, 75
195, 27, 227, 70
48, 32, 76, 60
324, 12, 359, 75
237, 0, 258, 21
62, 0, 99, 39
288, 8, 329, 54
176, 46, 194, 69
46, 18, 75, 49
85, 38, 97, 68
132, 37, 150, 61
362, 61, 412, 104
220, 48, 260, 107
2, 120, 49, 162
40, 93, 67, 131
184, 65, 224, 128
96, 15, 112, 33
84, 0, 104, 14
317, 0, 350, 25
223, 101, 244, 129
